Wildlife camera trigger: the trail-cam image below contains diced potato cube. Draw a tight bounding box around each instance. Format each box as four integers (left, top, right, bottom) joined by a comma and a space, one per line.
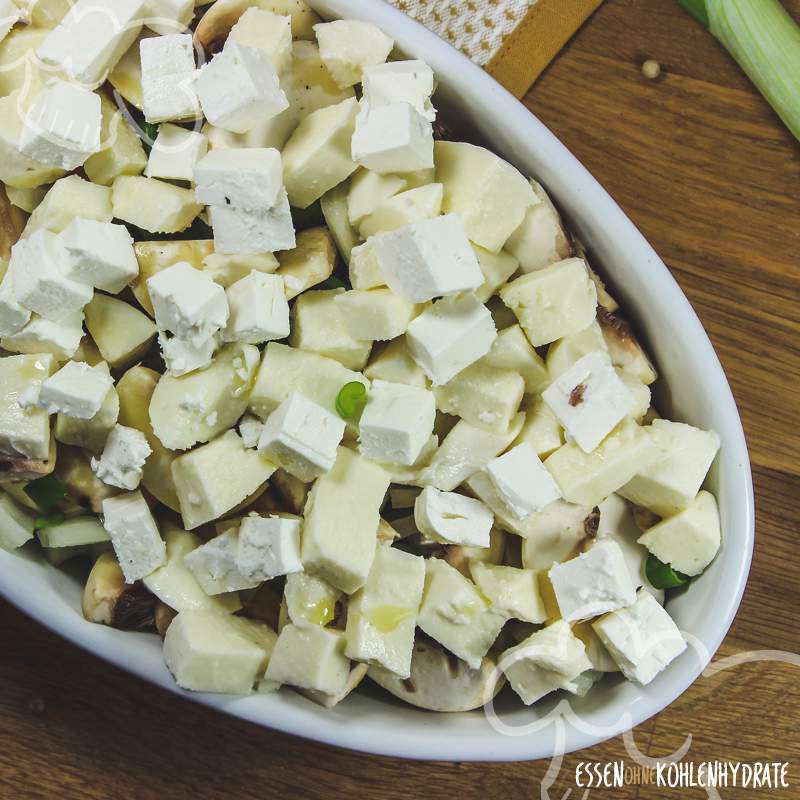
320, 179, 360, 265
55, 383, 119, 453
0, 352, 53, 459
512, 396, 563, 458
469, 561, 546, 624
112, 176, 202, 234
473, 245, 518, 303
276, 226, 336, 300
284, 572, 341, 626
481, 324, 548, 394
333, 288, 421, 342
84, 94, 147, 185
84, 294, 157, 370
22, 175, 111, 237
348, 240, 383, 290
364, 338, 428, 388
0, 490, 35, 550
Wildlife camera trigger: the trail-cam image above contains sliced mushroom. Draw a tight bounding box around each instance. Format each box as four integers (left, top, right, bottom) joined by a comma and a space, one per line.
299, 662, 369, 709
54, 445, 119, 513
270, 469, 309, 515
573, 238, 619, 312
630, 502, 661, 533
0, 434, 56, 483
239, 582, 282, 630
0, 181, 25, 261
82, 552, 157, 631
367, 637, 505, 712
520, 501, 595, 572
442, 528, 506, 577
596, 306, 657, 385
154, 601, 177, 637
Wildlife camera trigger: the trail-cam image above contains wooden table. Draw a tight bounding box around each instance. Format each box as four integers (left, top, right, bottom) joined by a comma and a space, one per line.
2, 1, 798, 797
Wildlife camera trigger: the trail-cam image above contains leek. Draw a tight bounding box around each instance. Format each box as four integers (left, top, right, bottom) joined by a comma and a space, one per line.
678, 0, 800, 141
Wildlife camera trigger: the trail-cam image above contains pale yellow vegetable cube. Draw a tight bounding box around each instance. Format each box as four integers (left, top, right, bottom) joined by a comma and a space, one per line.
0, 353, 53, 459
284, 572, 341, 627
203, 251, 279, 288
55, 384, 119, 454
545, 320, 608, 380
320, 179, 360, 265
473, 244, 518, 303
469, 561, 546, 624
83, 293, 157, 370
112, 176, 202, 234
358, 183, 443, 239
276, 226, 336, 299
512, 396, 563, 458
481, 324, 548, 394
348, 240, 384, 290
84, 95, 147, 186
0, 490, 35, 551
364, 337, 428, 388
23, 175, 111, 237
6, 185, 46, 214
333, 288, 420, 342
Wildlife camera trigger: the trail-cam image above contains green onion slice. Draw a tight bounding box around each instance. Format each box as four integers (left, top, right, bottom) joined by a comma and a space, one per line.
24, 475, 67, 512
335, 381, 367, 420
34, 511, 66, 530
645, 553, 690, 590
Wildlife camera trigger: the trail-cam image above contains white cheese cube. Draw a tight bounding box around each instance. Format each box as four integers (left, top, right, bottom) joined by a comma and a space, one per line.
228, 8, 292, 74
414, 486, 493, 547
195, 42, 287, 133
140, 33, 200, 123
359, 183, 443, 239
472, 245, 519, 303
142, 0, 193, 35
301, 447, 390, 593
358, 379, 435, 466
163, 609, 274, 693
33, 359, 113, 419
345, 544, 425, 678
0, 491, 35, 551
289, 288, 372, 371
469, 561, 546, 624
364, 338, 428, 389
543, 349, 635, 453
348, 240, 384, 291
548, 539, 637, 622
406, 292, 497, 385
0, 352, 53, 459
361, 60, 435, 121
111, 175, 202, 233
171, 430, 276, 529
333, 288, 419, 342
313, 20, 393, 88
351, 102, 434, 174
147, 261, 228, 346
194, 147, 283, 210
23, 174, 112, 237
499, 620, 592, 705
513, 396, 564, 458
433, 362, 524, 433
638, 490, 721, 576
158, 331, 217, 377
91, 423, 151, 490
0, 260, 31, 337
347, 168, 406, 224
183, 527, 261, 594
265, 623, 350, 695
486, 442, 562, 520
592, 588, 687, 685
55, 382, 118, 454
101, 490, 165, 583
417, 557, 506, 669
1, 312, 83, 362
19, 80, 101, 170
284, 572, 341, 626
10, 230, 93, 321
36, 0, 144, 88
282, 96, 359, 208
222, 271, 289, 345
209, 189, 295, 255
481, 325, 548, 395
236, 514, 303, 581
545, 418, 659, 508
61, 219, 138, 294
257, 391, 345, 482
500, 257, 597, 347
238, 414, 264, 449
145, 123, 207, 181
619, 419, 721, 517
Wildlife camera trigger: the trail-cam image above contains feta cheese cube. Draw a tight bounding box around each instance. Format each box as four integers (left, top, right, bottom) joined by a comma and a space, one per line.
619, 419, 721, 517
469, 561, 546, 624
265, 623, 350, 695
147, 261, 228, 347
417, 557, 506, 669
406, 293, 497, 385
548, 539, 637, 622
60, 219, 138, 294
313, 20, 393, 88
0, 353, 53, 459
333, 288, 420, 342
347, 168, 406, 224
228, 8, 292, 74
183, 527, 261, 594
140, 33, 200, 123
545, 417, 659, 508
414, 486, 493, 547
101, 490, 166, 583
638, 490, 721, 577
300, 447, 390, 593
19, 80, 101, 170
91, 423, 151, 490
543, 350, 635, 453
145, 123, 207, 181
351, 102, 434, 174
158, 331, 216, 376
33, 359, 113, 419
235, 514, 303, 581
237, 414, 264, 449
592, 588, 687, 684
222, 271, 289, 344
142, 0, 193, 35
10, 230, 93, 321
171, 430, 276, 530
345, 544, 425, 678
36, 0, 144, 88
0, 491, 35, 551
195, 42, 287, 133
500, 258, 598, 347
284, 572, 341, 626
486, 442, 562, 519
358, 182, 443, 239
499, 620, 592, 705
194, 147, 283, 210
362, 60, 436, 121
55, 382, 118, 454
1, 311, 83, 361
163, 609, 275, 693
363, 337, 428, 389
257, 391, 345, 482
0, 260, 31, 337
281, 97, 359, 209
358, 379, 435, 466
208, 189, 295, 255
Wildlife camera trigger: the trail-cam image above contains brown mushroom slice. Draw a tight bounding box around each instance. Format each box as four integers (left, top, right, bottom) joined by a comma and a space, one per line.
0, 433, 57, 483
298, 662, 369, 709
573, 238, 619, 313
54, 445, 120, 512
442, 528, 506, 578
239, 582, 282, 630
520, 501, 597, 573
629, 502, 661, 533
154, 601, 177, 637
376, 517, 399, 546
367, 638, 505, 712
0, 181, 25, 260
596, 306, 657, 385
270, 468, 309, 515
82, 552, 157, 631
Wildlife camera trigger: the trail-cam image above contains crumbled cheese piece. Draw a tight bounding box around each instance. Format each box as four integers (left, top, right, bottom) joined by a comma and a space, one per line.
208, 189, 295, 255
183, 527, 261, 594
91, 423, 152, 490
1, 311, 83, 361
158, 331, 217, 376
33, 360, 113, 420
238, 414, 264, 449
61, 219, 138, 294
222, 271, 289, 344
0, 261, 31, 337
486, 442, 562, 519
236, 514, 303, 581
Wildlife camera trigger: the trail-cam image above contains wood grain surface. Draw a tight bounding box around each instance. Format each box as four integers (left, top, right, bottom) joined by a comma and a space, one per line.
2, 1, 799, 797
